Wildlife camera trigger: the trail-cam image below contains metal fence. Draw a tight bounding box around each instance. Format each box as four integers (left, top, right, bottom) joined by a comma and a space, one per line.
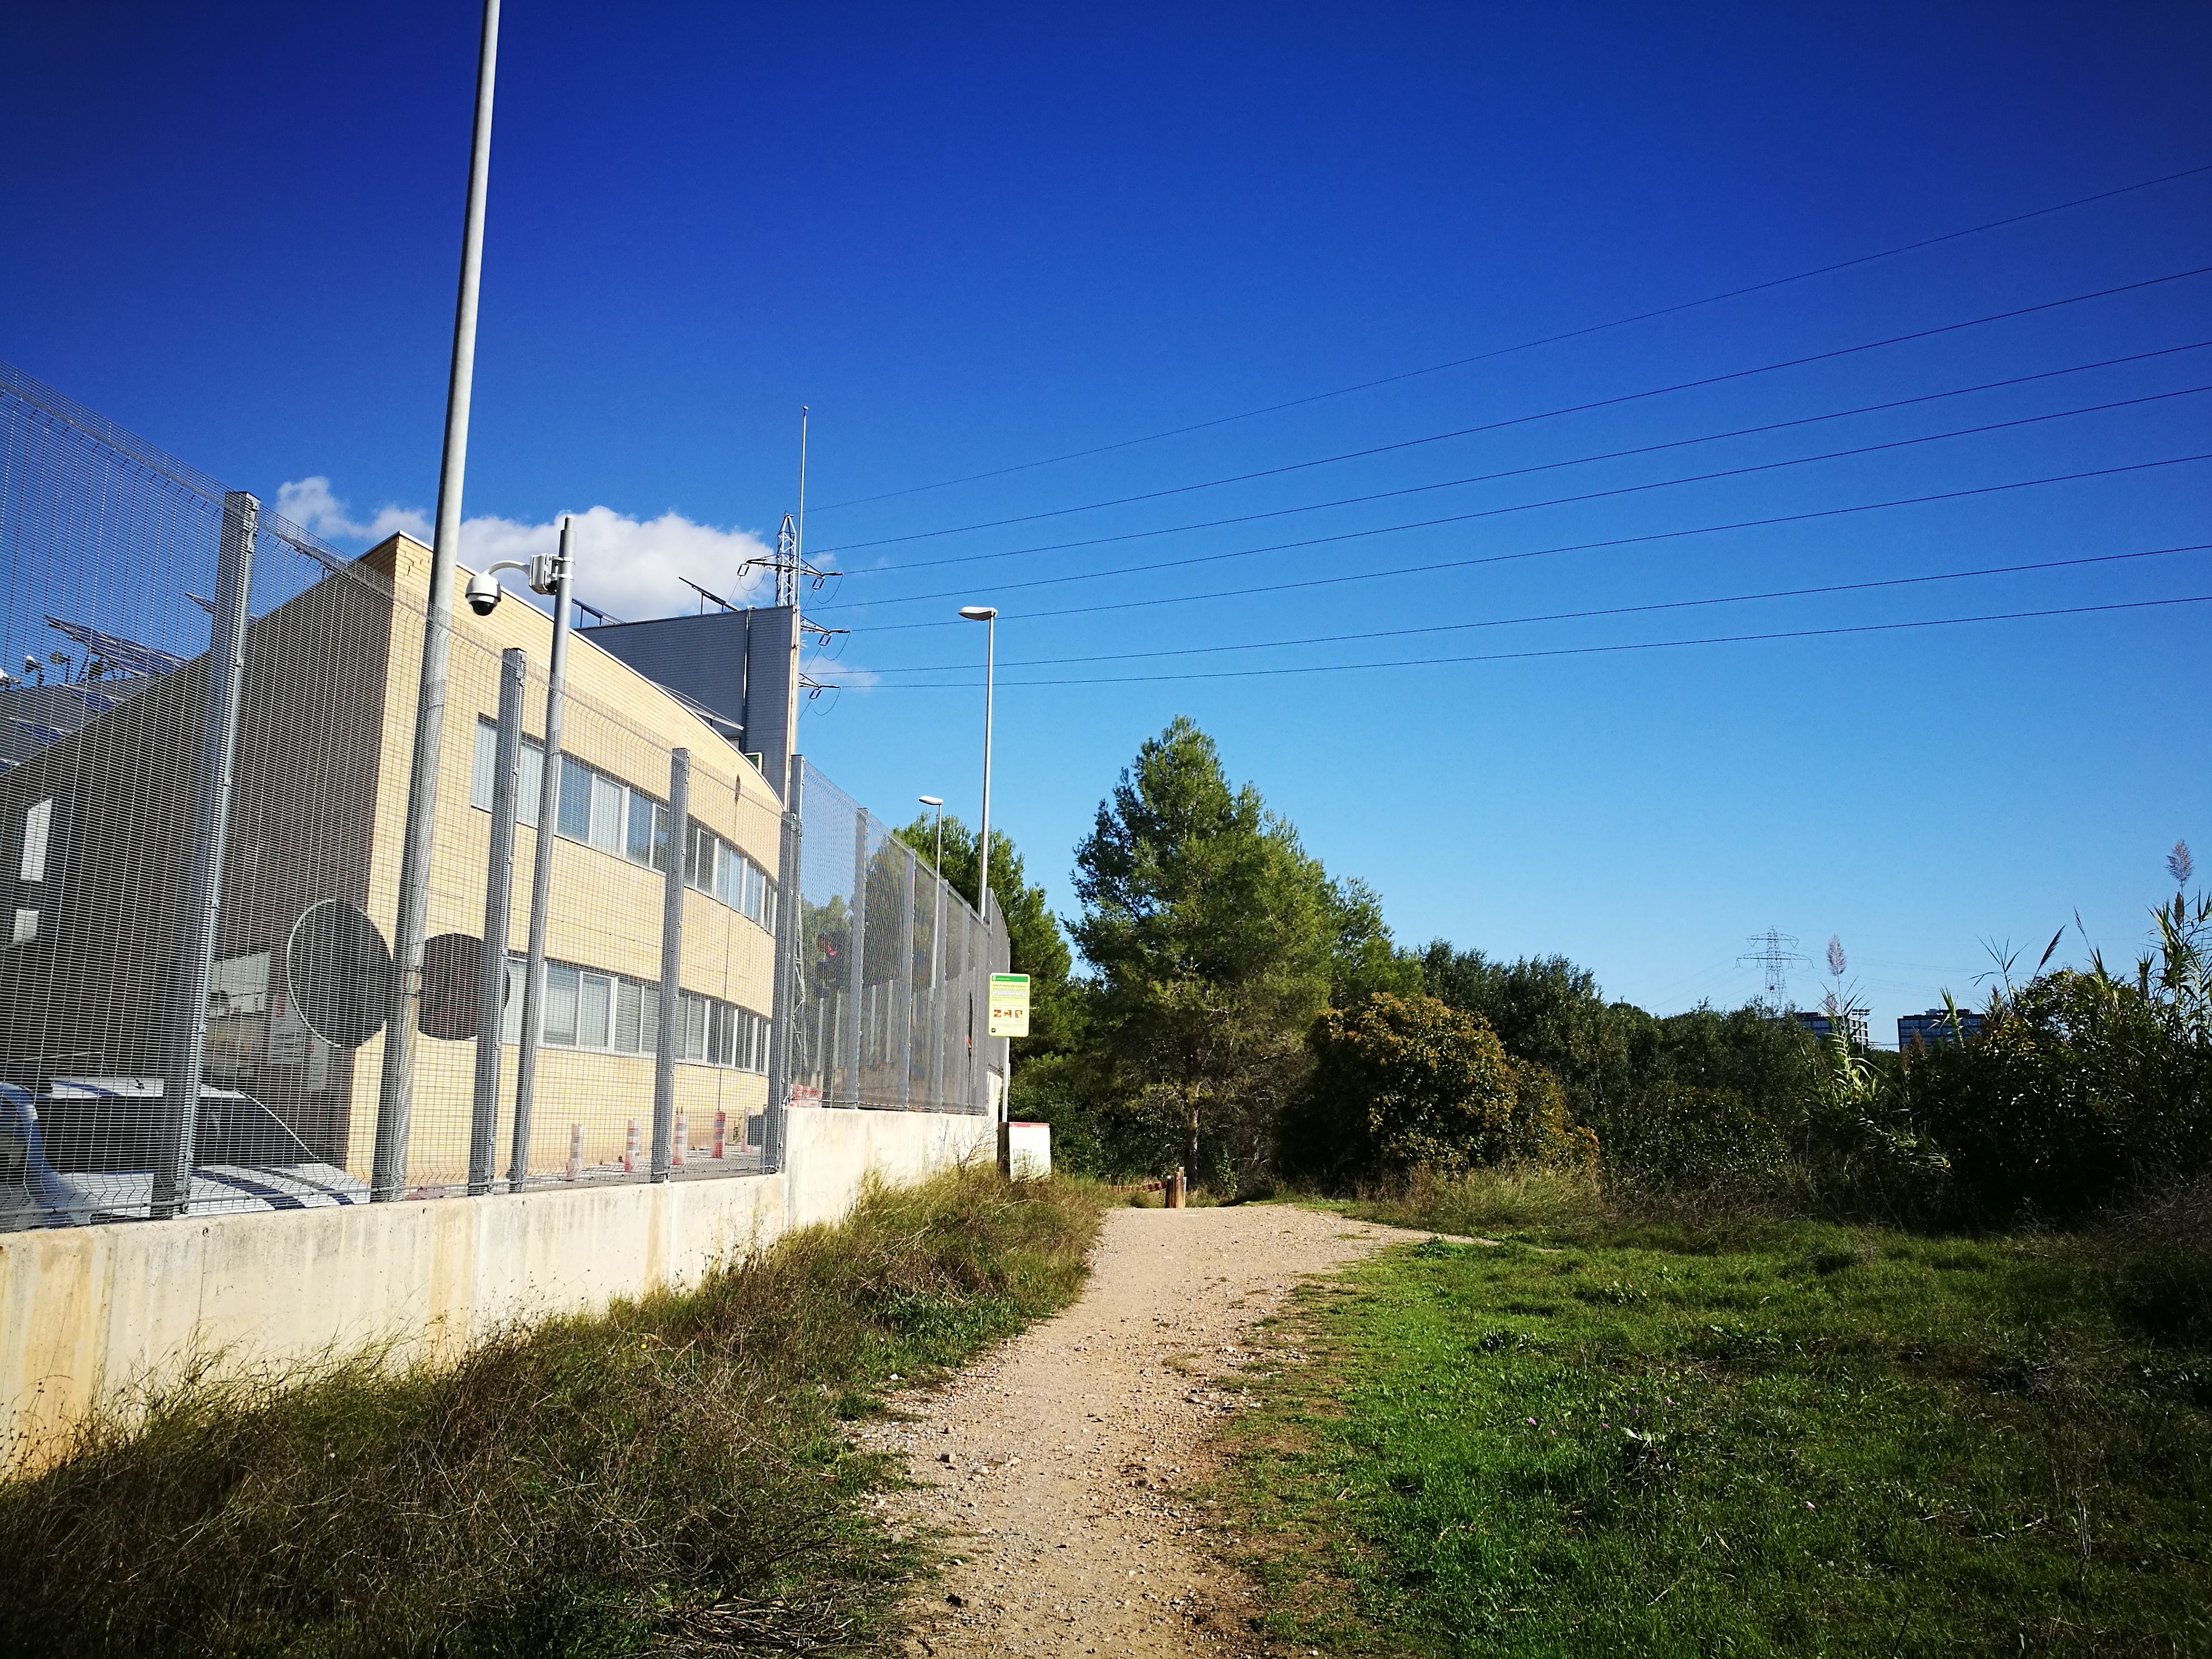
0, 357, 995, 1233
783, 761, 1005, 1115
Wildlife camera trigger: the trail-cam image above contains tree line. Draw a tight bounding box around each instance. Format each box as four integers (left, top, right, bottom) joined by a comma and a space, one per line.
901, 717, 2212, 1227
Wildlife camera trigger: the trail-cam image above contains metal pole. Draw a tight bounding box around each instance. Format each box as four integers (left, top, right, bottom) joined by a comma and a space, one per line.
897, 842, 915, 1107
372, 0, 503, 1202
652, 748, 690, 1180
508, 517, 574, 1188
154, 491, 256, 1219
467, 647, 525, 1195
763, 756, 803, 1173
977, 613, 995, 935
928, 802, 945, 1108
977, 613, 997, 1124
843, 808, 868, 1106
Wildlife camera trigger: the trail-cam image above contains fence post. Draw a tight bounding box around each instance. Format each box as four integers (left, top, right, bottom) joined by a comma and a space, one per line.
467, 647, 525, 1195
897, 843, 916, 1108
652, 747, 689, 1180
763, 756, 803, 1173
154, 491, 257, 1220
927, 860, 945, 1110
510, 516, 574, 1189
843, 807, 869, 1106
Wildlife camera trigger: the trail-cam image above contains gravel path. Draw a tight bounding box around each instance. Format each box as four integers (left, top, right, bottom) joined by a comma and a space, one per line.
862, 1203, 1406, 1657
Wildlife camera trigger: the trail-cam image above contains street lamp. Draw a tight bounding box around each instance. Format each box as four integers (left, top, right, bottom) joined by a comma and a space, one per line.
371, 0, 505, 1203
919, 794, 944, 1107
957, 604, 998, 1124
957, 607, 997, 931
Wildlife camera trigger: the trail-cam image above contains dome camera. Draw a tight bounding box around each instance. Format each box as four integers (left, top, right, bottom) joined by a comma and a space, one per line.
463, 571, 503, 617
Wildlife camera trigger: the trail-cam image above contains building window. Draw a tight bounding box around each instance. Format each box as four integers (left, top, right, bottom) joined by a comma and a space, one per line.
482, 740, 768, 927
543, 963, 580, 1045
578, 971, 614, 1050
682, 821, 775, 932
625, 791, 661, 869
11, 909, 36, 945
489, 953, 761, 1071
468, 722, 544, 827
20, 798, 52, 883
502, 958, 527, 1043
556, 755, 592, 841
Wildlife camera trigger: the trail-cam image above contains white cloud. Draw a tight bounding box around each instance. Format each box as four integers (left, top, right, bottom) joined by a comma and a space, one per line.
459, 505, 773, 620
275, 479, 775, 622
274, 476, 433, 545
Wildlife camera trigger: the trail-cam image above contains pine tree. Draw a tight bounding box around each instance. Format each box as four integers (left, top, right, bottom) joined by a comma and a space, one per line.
1072, 717, 1337, 1185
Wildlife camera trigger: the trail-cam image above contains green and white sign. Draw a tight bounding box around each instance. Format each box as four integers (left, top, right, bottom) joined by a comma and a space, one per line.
988, 972, 1031, 1037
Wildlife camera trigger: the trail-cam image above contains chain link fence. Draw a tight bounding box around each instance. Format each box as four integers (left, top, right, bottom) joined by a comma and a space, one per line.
1, 358, 992, 1233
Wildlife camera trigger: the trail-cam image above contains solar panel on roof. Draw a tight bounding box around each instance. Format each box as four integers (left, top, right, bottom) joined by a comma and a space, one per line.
44, 617, 188, 678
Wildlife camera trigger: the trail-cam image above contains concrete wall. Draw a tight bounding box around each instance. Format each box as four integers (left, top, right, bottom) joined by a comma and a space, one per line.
0, 1105, 993, 1476
783, 1104, 994, 1229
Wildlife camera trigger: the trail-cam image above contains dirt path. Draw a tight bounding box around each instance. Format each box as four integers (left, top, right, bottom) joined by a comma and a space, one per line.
861, 1203, 1406, 1657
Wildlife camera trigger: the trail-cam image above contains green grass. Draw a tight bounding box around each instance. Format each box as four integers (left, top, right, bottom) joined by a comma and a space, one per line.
1217, 1176, 2212, 1656
0, 1165, 1103, 1658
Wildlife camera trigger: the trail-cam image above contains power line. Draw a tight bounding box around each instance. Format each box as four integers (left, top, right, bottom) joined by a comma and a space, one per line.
847, 544, 2212, 676
809, 161, 2212, 513
814, 263, 2212, 555
836, 452, 2212, 633
828, 339, 2212, 580
820, 593, 2212, 691
818, 390, 2212, 615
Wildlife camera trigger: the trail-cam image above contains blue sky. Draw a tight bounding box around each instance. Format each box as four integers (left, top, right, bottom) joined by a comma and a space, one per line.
7, 1, 2210, 1038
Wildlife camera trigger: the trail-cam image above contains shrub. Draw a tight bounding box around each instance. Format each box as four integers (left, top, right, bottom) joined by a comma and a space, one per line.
1281, 993, 1598, 1186
1602, 1079, 1786, 1188
1502, 1058, 1599, 1170
1909, 967, 2212, 1225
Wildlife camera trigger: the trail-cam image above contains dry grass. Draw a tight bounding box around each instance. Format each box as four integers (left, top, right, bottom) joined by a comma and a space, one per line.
0, 1165, 1103, 1658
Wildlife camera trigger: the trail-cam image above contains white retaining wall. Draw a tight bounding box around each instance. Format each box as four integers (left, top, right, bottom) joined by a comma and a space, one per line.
0, 1105, 993, 1474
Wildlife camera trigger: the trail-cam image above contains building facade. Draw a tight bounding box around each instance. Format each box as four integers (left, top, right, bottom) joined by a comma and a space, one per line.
1896, 1007, 1985, 1049
1, 532, 786, 1187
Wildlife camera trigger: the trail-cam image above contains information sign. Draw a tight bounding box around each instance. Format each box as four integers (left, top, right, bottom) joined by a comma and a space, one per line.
988, 972, 1032, 1037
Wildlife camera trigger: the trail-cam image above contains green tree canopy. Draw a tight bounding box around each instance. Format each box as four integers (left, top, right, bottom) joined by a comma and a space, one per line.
895, 812, 1078, 1053
1073, 716, 1342, 1185
1292, 992, 1519, 1182
1283, 993, 1596, 1187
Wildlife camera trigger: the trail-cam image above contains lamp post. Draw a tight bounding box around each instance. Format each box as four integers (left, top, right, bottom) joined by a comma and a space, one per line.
957, 605, 997, 1122
919, 794, 944, 1107
957, 607, 996, 929
371, 0, 504, 1202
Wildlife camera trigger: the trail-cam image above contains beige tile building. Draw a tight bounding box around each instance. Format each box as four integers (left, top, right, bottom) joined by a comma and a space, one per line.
0, 530, 787, 1189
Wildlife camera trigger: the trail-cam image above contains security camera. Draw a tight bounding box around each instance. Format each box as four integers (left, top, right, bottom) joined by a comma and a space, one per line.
463, 571, 503, 617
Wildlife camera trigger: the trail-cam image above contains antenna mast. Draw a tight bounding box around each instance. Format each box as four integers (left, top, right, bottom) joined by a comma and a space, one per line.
756, 408, 844, 700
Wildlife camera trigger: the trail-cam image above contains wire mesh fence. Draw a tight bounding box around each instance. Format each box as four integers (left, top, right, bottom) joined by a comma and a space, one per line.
784, 760, 1004, 1114
1, 358, 992, 1234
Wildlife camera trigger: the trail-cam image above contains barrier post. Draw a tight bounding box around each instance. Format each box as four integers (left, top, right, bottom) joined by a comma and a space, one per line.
651, 747, 690, 1180
467, 647, 525, 1194
154, 490, 257, 1219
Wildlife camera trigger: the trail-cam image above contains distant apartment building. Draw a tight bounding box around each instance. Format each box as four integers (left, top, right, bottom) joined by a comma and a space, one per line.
1794, 1006, 1870, 1047
1897, 1007, 1984, 1049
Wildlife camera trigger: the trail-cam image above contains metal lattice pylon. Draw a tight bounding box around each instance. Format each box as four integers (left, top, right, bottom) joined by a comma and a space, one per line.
1738, 929, 1810, 1010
